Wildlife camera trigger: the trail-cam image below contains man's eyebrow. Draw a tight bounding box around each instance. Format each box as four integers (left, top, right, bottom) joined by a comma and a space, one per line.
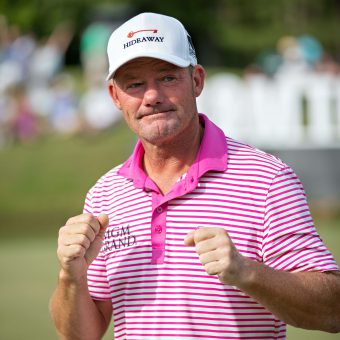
114, 64, 183, 84
158, 65, 182, 73
114, 73, 140, 85
121, 75, 139, 82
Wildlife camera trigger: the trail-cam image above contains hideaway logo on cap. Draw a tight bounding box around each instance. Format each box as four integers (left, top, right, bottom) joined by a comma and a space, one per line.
123, 28, 165, 49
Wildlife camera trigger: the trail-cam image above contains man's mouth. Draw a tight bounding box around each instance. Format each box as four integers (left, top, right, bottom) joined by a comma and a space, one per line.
138, 109, 174, 119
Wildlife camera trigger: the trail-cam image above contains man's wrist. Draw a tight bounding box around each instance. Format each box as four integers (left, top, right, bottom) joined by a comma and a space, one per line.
218, 257, 260, 288
58, 269, 88, 288
235, 258, 259, 288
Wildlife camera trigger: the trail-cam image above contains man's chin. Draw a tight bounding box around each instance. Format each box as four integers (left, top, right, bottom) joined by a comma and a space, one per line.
140, 128, 179, 146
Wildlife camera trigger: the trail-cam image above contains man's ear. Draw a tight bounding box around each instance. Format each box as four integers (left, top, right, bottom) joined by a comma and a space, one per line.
192, 65, 205, 98
108, 80, 122, 110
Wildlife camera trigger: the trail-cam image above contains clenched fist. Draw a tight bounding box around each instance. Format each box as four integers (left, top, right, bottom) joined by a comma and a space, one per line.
57, 213, 109, 283
184, 227, 248, 286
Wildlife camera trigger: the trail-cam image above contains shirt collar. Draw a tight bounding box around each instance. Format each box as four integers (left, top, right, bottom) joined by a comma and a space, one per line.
118, 113, 228, 189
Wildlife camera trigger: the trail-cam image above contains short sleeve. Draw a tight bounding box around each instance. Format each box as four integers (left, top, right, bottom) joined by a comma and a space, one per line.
262, 167, 339, 273
84, 188, 112, 300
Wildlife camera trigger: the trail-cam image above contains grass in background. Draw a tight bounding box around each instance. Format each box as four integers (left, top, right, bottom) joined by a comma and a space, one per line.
0, 124, 339, 339
0, 121, 135, 239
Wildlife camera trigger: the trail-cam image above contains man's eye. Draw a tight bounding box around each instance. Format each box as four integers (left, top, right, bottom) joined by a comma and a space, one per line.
127, 82, 142, 89
163, 76, 176, 82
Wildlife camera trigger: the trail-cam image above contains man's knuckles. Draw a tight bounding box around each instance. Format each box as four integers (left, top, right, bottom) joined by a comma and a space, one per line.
68, 234, 91, 249
195, 237, 231, 256
66, 213, 92, 225
59, 244, 86, 261
194, 227, 229, 242
59, 222, 96, 241
204, 261, 222, 276
66, 214, 100, 233
199, 247, 231, 264
70, 244, 86, 258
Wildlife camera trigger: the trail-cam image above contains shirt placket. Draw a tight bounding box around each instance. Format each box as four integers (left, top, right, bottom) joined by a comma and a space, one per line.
151, 193, 168, 264
147, 173, 198, 265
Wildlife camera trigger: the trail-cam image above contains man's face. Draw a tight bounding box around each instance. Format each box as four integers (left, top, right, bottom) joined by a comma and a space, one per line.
109, 58, 205, 146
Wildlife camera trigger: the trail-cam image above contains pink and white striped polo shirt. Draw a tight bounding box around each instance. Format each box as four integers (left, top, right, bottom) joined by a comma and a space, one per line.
85, 114, 339, 340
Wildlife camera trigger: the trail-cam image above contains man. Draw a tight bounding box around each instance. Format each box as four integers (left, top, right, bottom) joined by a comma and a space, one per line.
50, 12, 340, 340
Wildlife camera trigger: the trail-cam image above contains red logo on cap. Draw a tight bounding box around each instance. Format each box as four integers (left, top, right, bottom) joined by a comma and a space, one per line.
127, 29, 158, 38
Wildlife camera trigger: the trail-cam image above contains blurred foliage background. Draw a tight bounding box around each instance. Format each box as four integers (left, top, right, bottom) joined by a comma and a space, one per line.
1, 0, 340, 68
0, 0, 339, 339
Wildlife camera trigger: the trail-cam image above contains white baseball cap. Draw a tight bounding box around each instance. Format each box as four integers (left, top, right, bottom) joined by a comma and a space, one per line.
106, 12, 197, 80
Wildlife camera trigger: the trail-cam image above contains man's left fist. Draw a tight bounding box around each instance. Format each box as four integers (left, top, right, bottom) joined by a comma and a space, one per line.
184, 227, 247, 285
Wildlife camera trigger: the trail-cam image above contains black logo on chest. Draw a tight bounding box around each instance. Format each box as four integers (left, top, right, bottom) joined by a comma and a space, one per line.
103, 225, 137, 253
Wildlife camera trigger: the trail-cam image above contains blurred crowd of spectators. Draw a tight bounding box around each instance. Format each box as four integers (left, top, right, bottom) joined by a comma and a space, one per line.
249, 34, 339, 77
198, 34, 340, 147
1, 15, 339, 149
0, 16, 121, 148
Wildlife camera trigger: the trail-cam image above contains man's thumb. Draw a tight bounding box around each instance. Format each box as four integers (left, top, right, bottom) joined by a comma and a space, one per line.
97, 214, 109, 237
184, 231, 195, 246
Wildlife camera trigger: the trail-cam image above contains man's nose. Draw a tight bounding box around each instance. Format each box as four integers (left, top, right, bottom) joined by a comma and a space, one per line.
143, 82, 163, 106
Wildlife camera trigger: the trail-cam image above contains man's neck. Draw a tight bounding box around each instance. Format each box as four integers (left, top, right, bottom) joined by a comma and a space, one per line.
142, 121, 204, 195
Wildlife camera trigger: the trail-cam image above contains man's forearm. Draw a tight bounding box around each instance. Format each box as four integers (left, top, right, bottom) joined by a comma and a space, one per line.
185, 226, 340, 333
49, 272, 108, 340
233, 260, 340, 333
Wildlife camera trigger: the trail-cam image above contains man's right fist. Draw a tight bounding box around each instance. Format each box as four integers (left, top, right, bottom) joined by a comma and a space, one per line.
57, 213, 109, 282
